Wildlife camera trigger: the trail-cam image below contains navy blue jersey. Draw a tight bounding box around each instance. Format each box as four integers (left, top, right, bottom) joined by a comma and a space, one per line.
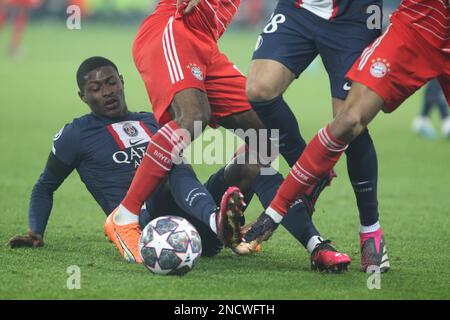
288, 0, 381, 22
52, 112, 159, 213
28, 111, 159, 235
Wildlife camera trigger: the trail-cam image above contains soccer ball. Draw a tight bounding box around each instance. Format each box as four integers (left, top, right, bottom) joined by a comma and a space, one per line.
139, 216, 202, 275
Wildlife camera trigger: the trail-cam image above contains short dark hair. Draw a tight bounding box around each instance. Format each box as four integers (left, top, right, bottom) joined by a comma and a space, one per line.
76, 56, 119, 92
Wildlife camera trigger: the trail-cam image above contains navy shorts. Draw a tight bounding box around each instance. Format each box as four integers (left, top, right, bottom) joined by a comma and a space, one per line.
252, 1, 381, 99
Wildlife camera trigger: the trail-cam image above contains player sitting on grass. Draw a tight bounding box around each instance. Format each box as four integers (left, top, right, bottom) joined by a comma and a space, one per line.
7, 56, 244, 258
8, 56, 350, 272
107, 0, 347, 270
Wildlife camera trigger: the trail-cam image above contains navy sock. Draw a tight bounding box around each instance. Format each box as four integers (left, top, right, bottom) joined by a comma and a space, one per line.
421, 102, 433, 117
250, 96, 306, 167
345, 129, 379, 226
423, 79, 449, 120
252, 173, 320, 248
168, 164, 218, 228
438, 100, 449, 119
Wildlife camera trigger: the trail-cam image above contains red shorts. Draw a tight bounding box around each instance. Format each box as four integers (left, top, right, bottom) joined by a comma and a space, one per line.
7, 0, 40, 7
347, 18, 450, 113
132, 14, 251, 127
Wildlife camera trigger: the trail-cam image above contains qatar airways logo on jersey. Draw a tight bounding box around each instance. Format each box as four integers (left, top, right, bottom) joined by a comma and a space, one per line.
112, 146, 147, 168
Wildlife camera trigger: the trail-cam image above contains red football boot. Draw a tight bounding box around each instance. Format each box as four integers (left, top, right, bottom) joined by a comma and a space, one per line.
311, 239, 351, 273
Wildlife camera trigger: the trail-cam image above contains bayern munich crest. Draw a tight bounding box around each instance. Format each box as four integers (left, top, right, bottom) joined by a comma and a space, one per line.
122, 122, 139, 137
188, 63, 204, 81
370, 58, 391, 78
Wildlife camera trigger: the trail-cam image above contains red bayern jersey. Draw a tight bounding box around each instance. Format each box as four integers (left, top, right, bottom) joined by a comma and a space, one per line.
154, 0, 240, 40
392, 0, 449, 52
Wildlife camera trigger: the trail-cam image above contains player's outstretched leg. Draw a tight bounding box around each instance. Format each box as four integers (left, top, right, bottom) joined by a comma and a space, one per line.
235, 170, 350, 270
167, 164, 246, 250
238, 168, 336, 252
246, 59, 337, 215
105, 89, 211, 263
239, 82, 384, 250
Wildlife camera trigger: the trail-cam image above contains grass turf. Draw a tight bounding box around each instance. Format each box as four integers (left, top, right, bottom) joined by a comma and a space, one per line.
0, 21, 449, 300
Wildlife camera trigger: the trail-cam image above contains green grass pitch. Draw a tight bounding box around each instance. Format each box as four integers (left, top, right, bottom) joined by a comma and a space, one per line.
0, 21, 449, 300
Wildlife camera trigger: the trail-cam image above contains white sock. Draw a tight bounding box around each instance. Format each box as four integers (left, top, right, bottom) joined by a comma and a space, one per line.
210, 213, 217, 234
413, 116, 434, 131
265, 207, 284, 223
360, 221, 380, 234
306, 236, 324, 253
113, 204, 139, 226
442, 117, 450, 136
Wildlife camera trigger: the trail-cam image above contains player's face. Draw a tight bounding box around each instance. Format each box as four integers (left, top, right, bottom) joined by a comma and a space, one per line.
80, 66, 128, 119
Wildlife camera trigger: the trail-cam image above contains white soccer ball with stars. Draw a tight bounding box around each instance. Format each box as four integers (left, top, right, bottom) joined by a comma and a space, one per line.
139, 216, 202, 275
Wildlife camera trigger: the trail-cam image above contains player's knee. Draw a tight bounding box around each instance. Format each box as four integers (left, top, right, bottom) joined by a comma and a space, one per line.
246, 78, 280, 102
338, 109, 366, 141
224, 163, 260, 194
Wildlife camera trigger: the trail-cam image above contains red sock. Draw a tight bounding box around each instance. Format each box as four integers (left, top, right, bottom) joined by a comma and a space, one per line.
270, 125, 348, 215
11, 11, 28, 50
121, 121, 189, 214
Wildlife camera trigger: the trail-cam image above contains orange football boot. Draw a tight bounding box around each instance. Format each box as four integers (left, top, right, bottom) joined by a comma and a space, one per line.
104, 206, 142, 264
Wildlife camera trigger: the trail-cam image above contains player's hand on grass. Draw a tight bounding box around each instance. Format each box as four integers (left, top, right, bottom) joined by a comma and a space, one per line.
8, 230, 44, 248
177, 0, 201, 14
